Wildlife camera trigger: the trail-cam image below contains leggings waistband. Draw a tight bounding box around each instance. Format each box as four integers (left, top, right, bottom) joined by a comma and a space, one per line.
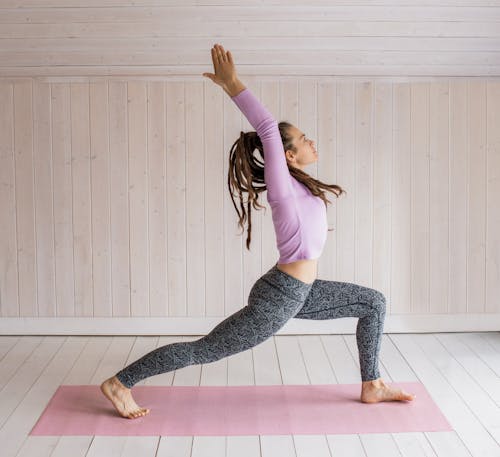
259, 263, 314, 302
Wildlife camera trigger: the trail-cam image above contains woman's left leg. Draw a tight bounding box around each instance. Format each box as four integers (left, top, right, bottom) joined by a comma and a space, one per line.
293, 278, 386, 382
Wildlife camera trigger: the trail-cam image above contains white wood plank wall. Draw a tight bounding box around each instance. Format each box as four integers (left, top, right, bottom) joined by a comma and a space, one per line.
0, 0, 499, 332
0, 1, 500, 77
0, 77, 499, 330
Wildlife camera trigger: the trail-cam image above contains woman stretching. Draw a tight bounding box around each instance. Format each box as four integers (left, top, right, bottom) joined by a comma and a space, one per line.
101, 44, 415, 419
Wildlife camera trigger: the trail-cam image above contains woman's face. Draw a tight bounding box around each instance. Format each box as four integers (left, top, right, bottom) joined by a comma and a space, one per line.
284, 126, 318, 170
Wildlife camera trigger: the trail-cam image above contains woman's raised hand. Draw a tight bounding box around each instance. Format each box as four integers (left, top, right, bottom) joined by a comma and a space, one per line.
202, 44, 238, 88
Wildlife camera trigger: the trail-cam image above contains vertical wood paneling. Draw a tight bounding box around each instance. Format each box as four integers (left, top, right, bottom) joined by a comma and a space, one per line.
147, 81, 167, 317
108, 81, 130, 316
89, 80, 111, 317
281, 81, 298, 126
411, 83, 430, 314
299, 81, 318, 180
372, 82, 392, 303
392, 83, 411, 313
51, 83, 75, 316
185, 81, 206, 316
204, 82, 224, 317
354, 81, 373, 287
317, 82, 337, 281
70, 82, 92, 316
166, 82, 187, 316
128, 81, 149, 316
468, 81, 487, 314
33, 81, 55, 317
429, 81, 449, 314
1, 77, 499, 321
336, 81, 356, 284
449, 80, 468, 313
0, 83, 18, 316
224, 83, 243, 315
486, 81, 500, 312
14, 80, 36, 316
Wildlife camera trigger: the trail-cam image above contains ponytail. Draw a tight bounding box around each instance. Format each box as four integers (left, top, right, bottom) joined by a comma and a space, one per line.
227, 122, 346, 250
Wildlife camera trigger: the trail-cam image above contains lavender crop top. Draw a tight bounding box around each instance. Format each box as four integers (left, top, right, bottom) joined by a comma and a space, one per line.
230, 87, 328, 264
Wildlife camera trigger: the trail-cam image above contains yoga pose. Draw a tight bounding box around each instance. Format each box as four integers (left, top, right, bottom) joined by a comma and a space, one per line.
101, 44, 415, 419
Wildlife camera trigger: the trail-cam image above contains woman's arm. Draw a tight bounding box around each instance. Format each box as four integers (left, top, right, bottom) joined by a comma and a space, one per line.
203, 44, 292, 202
229, 87, 292, 201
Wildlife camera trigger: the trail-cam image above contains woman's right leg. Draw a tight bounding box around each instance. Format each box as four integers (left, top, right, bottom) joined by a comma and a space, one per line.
115, 265, 313, 388
293, 278, 386, 382
292, 278, 416, 403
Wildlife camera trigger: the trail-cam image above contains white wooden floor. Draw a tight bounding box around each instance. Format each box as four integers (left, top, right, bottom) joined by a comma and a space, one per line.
0, 332, 499, 457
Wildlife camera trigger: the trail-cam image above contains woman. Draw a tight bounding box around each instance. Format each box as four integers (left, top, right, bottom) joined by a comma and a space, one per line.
101, 44, 415, 419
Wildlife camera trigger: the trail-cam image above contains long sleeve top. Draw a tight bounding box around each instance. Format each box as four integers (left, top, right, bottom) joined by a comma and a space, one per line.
230, 87, 328, 264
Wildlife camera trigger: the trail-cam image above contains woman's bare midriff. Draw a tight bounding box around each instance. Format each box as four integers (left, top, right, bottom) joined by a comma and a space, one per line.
276, 258, 318, 285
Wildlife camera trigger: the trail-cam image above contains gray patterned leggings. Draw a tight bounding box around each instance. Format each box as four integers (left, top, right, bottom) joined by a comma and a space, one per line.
115, 264, 386, 388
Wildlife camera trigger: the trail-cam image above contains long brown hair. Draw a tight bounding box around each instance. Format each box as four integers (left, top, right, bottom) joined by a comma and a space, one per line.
228, 121, 346, 250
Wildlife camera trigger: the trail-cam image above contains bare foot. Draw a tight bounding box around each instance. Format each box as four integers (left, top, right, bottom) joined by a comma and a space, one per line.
100, 376, 150, 419
360, 378, 416, 403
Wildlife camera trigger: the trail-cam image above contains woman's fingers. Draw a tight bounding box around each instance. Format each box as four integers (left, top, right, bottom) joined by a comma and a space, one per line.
206, 44, 236, 85
211, 47, 219, 67
218, 44, 227, 62
214, 43, 228, 63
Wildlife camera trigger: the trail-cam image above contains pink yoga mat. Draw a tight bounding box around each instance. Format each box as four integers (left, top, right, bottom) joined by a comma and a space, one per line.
30, 382, 452, 436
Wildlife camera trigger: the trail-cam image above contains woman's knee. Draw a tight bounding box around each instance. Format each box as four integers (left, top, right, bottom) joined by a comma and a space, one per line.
371, 290, 386, 315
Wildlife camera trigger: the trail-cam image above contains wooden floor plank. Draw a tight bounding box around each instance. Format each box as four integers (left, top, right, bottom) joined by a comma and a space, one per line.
424, 431, 473, 457
48, 336, 112, 457
435, 333, 500, 408
276, 335, 332, 457
156, 436, 193, 457
0, 337, 84, 457
120, 436, 159, 456
326, 435, 366, 456
85, 436, 126, 457
479, 332, 500, 353
116, 334, 162, 455
226, 339, 260, 457
50, 436, 94, 457
321, 334, 360, 383
393, 333, 499, 457
275, 335, 309, 385
380, 335, 437, 456
0, 336, 21, 361
227, 436, 262, 457
13, 435, 59, 457
298, 335, 337, 384
360, 434, 403, 457
172, 336, 226, 457
84, 336, 140, 457
0, 333, 497, 457
457, 332, 500, 378
0, 336, 43, 391
261, 435, 297, 457
294, 435, 332, 457
253, 336, 282, 386
392, 432, 438, 456
343, 334, 391, 381
321, 334, 368, 456
416, 333, 500, 448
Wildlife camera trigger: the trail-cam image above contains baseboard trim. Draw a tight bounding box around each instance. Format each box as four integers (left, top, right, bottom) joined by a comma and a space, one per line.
0, 314, 499, 335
